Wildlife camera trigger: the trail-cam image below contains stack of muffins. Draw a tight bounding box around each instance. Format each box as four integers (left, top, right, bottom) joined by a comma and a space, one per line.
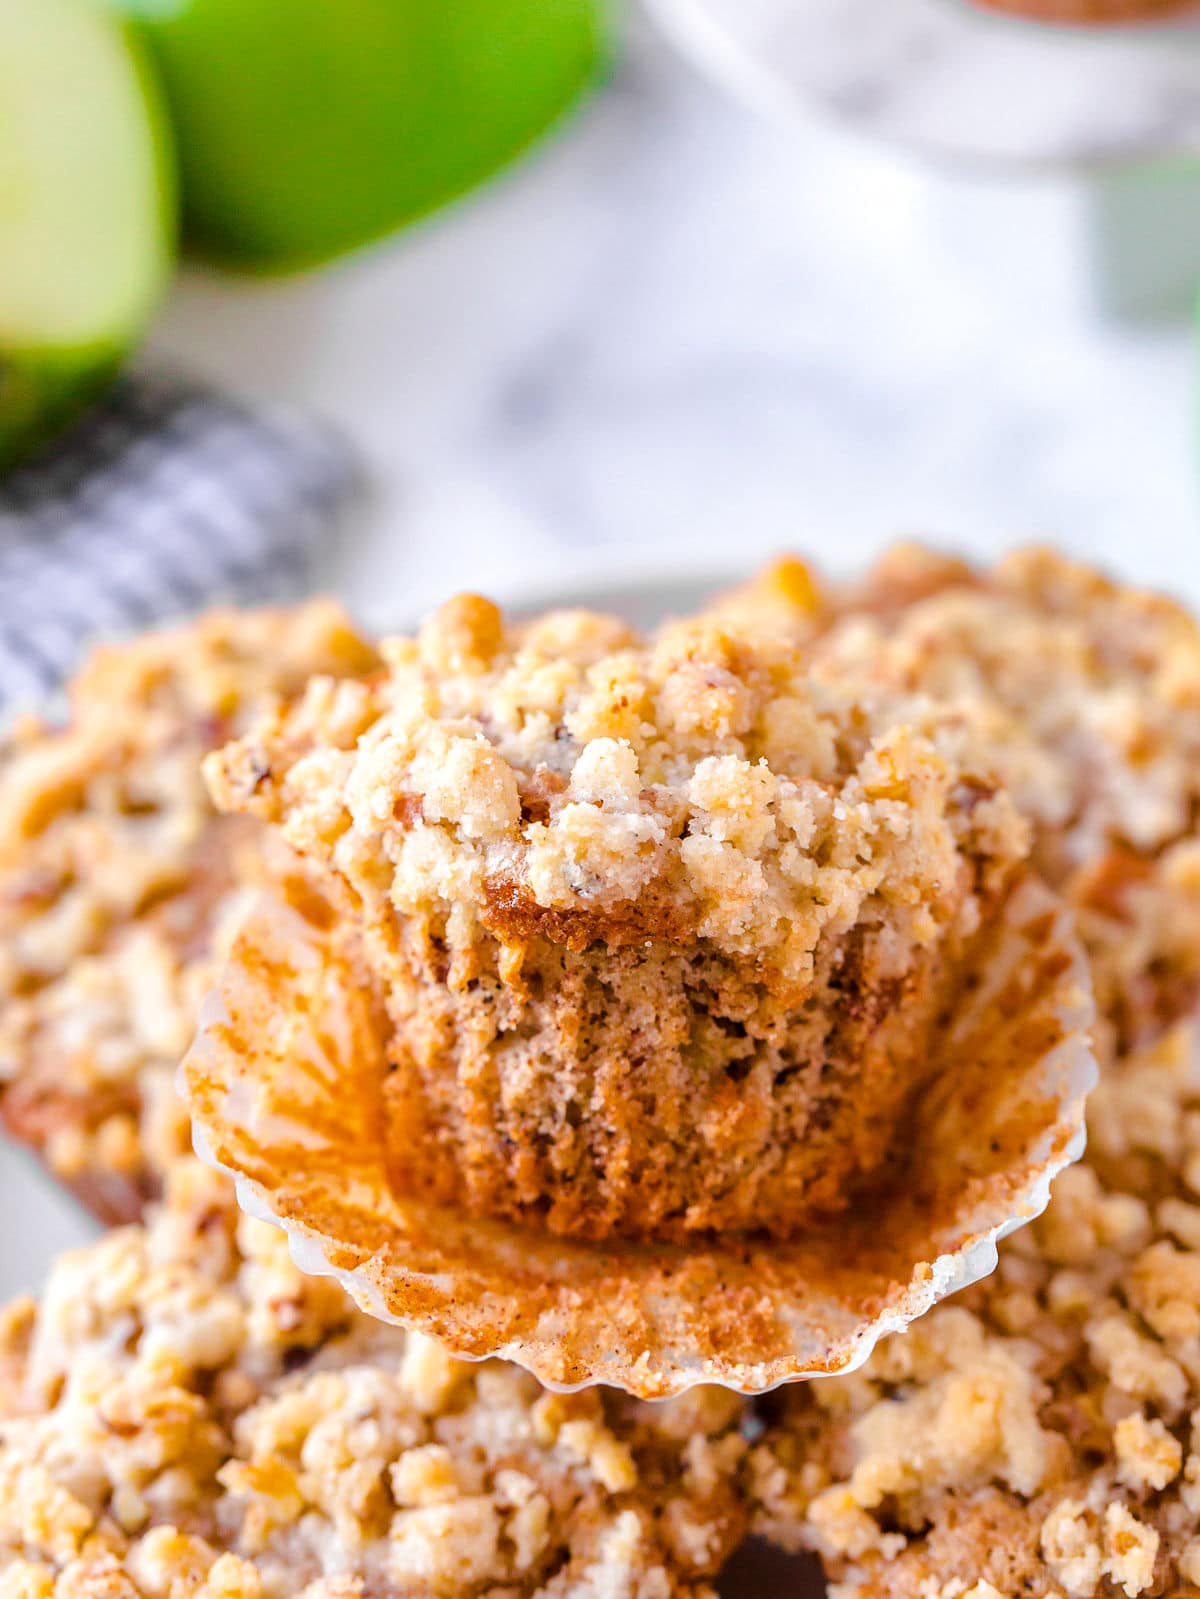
3, 544, 1200, 1598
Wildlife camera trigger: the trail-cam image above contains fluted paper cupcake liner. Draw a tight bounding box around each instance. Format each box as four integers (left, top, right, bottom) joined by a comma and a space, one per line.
183, 864, 1096, 1399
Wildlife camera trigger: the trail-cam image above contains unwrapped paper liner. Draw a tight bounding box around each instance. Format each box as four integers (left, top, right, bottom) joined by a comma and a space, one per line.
183, 867, 1097, 1399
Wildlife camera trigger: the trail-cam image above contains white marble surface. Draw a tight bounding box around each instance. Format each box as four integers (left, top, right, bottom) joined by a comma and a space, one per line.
145, 19, 1200, 632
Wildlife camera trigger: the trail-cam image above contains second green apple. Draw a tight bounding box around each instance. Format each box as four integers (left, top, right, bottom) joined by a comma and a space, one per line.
112, 0, 607, 273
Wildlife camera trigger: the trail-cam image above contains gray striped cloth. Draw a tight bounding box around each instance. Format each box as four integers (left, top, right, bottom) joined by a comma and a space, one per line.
0, 373, 361, 709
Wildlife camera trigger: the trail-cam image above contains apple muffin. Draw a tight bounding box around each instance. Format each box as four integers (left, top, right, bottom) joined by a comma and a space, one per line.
0, 1158, 749, 1599
968, 0, 1188, 23
0, 604, 378, 1222
208, 596, 1030, 1243
809, 544, 1200, 1061
748, 1015, 1200, 1599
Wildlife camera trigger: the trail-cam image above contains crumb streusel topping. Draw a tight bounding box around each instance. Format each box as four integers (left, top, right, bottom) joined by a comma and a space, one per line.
0, 605, 378, 1221
210, 597, 1024, 987
0, 1160, 748, 1599
207, 597, 1029, 1241
748, 1018, 1200, 1599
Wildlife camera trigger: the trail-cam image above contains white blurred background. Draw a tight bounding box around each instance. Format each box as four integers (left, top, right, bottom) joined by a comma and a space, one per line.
150, 16, 1200, 626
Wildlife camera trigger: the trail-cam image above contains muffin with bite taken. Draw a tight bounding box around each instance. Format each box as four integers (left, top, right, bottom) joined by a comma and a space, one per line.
208, 593, 1031, 1245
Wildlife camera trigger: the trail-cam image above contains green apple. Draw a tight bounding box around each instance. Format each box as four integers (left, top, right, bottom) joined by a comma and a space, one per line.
0, 0, 175, 471
112, 0, 607, 273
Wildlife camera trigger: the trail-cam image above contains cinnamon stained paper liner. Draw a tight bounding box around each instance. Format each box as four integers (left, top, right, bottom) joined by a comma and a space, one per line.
183, 867, 1097, 1399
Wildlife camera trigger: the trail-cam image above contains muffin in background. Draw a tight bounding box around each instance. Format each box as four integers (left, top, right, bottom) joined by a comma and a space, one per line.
0, 1156, 748, 1599
967, 0, 1192, 24
0, 602, 378, 1222
813, 544, 1200, 1064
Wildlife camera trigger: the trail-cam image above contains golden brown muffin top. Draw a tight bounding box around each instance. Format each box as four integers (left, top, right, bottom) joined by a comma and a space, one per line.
209, 596, 1028, 993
